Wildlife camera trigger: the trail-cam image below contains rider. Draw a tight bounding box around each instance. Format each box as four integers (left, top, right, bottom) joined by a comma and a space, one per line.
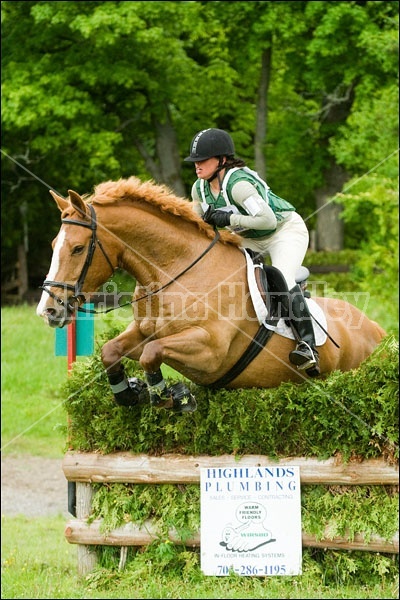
184, 127, 320, 377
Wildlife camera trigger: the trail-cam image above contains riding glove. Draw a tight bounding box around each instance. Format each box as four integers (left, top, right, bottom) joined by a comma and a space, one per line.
202, 206, 233, 228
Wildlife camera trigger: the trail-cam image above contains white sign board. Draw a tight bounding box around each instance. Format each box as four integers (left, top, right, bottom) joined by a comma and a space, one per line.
200, 465, 302, 576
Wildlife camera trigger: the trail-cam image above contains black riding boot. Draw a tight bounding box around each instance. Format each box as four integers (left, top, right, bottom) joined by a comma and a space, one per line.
288, 285, 320, 377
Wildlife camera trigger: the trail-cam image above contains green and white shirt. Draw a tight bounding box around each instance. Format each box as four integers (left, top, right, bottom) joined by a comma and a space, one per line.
191, 167, 295, 239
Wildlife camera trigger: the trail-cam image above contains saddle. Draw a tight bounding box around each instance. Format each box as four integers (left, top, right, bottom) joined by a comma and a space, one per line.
246, 249, 310, 326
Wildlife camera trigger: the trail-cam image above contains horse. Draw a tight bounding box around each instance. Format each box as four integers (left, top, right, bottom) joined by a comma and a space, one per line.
37, 176, 386, 413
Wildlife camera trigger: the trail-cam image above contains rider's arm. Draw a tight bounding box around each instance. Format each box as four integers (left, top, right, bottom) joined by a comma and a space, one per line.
190, 183, 204, 217
229, 181, 277, 231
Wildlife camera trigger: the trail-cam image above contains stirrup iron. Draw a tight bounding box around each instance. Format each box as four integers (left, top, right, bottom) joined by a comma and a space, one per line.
289, 341, 318, 370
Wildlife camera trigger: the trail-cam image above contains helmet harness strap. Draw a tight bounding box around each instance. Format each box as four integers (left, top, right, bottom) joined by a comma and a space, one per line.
207, 156, 226, 188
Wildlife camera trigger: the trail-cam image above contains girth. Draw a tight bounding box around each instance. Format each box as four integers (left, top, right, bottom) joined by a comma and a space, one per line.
208, 255, 290, 389
208, 324, 274, 389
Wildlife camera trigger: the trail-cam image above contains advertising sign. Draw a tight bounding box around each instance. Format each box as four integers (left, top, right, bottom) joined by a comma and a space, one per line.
200, 465, 302, 576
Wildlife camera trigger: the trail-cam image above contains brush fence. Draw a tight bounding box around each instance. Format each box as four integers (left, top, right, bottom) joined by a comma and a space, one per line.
62, 452, 399, 576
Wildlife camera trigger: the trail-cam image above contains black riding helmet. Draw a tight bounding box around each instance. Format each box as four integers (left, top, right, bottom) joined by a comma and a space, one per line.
184, 128, 235, 162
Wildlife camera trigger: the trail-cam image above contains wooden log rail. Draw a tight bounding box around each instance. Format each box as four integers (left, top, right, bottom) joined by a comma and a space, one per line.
63, 452, 399, 486
62, 452, 399, 575
65, 518, 399, 555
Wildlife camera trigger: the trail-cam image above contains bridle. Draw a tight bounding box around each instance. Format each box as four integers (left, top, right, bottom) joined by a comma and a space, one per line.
40, 203, 221, 315
40, 204, 114, 313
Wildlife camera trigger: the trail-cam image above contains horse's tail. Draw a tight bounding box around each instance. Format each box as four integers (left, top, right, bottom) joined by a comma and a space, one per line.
374, 321, 387, 341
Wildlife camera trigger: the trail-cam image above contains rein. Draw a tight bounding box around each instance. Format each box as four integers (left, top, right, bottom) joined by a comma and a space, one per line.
81, 228, 221, 315
40, 204, 221, 315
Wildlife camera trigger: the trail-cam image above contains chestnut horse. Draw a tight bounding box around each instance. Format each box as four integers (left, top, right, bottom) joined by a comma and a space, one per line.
37, 177, 386, 412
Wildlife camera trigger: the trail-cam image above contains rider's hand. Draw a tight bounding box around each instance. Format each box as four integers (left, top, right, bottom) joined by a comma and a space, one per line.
202, 205, 216, 224
202, 206, 233, 228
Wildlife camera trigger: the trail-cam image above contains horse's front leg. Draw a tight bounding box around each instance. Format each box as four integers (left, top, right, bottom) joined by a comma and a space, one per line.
101, 321, 149, 408
139, 327, 228, 413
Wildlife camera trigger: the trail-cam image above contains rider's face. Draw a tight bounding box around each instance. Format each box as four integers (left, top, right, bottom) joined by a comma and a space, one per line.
194, 157, 220, 180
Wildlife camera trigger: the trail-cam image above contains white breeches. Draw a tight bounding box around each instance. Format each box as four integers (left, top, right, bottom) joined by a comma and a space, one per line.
240, 211, 309, 290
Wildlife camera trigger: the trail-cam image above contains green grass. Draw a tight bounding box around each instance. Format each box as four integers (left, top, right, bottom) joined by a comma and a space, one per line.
1, 304, 70, 457
1, 516, 398, 599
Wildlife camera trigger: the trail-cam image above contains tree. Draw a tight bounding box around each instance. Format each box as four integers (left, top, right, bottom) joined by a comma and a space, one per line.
295, 0, 398, 249
1, 1, 240, 281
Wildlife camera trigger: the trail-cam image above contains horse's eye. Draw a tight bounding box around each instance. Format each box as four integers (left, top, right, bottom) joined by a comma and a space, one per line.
72, 245, 85, 255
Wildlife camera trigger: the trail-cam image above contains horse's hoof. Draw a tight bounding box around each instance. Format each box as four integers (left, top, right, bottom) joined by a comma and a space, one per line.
149, 383, 197, 413
170, 383, 197, 414
128, 377, 149, 404
114, 389, 138, 407
114, 377, 148, 407
150, 394, 170, 409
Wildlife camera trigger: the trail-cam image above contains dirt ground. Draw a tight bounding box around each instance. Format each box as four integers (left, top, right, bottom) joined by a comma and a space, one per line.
1, 455, 70, 518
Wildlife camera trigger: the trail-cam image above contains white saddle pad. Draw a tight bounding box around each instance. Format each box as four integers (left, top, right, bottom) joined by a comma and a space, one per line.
244, 249, 327, 347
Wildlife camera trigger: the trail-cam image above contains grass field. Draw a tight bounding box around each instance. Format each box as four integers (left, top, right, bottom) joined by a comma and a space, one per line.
1, 303, 398, 599
1, 304, 70, 457
1, 515, 398, 600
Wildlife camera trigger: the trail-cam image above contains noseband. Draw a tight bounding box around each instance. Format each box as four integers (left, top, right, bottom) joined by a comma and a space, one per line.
40, 204, 114, 313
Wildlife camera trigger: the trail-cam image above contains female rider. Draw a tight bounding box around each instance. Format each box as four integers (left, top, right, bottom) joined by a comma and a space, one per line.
184, 128, 319, 377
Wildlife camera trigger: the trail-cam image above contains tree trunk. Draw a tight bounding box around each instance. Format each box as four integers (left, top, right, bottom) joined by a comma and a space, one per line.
63, 452, 399, 486
134, 107, 186, 197
17, 244, 28, 300
315, 162, 348, 251
254, 44, 272, 180
314, 83, 356, 251
155, 110, 186, 197
64, 518, 399, 554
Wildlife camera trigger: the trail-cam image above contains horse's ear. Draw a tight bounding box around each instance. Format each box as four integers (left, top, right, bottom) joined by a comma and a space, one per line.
49, 190, 69, 212
68, 189, 88, 219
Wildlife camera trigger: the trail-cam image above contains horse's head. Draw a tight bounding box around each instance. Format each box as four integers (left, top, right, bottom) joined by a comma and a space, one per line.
36, 189, 115, 328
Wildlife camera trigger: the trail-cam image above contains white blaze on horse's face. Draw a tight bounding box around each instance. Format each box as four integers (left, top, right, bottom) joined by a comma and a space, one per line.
36, 229, 67, 320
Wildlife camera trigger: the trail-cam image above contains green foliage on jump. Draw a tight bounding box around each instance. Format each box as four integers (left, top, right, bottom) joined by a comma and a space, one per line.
87, 480, 398, 586
63, 332, 398, 461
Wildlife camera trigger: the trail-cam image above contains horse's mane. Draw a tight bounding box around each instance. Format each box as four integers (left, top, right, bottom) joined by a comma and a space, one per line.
88, 176, 241, 246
